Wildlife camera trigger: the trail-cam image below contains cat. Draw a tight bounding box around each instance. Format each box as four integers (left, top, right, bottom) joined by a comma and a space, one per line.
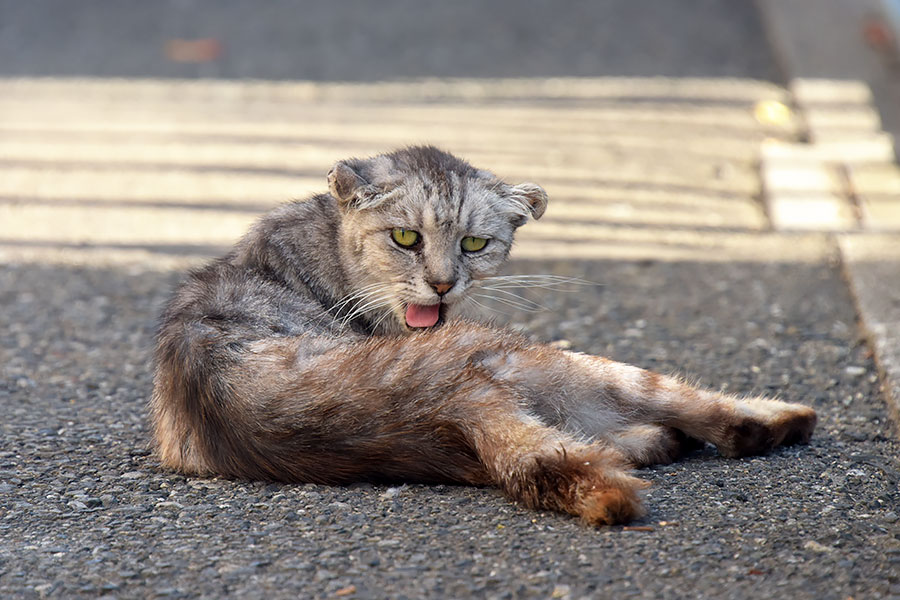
150, 146, 816, 525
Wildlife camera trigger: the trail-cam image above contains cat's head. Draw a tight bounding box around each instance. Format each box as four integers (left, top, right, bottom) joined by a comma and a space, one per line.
328, 146, 547, 334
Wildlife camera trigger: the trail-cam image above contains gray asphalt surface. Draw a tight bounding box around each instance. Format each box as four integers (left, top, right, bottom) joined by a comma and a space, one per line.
2, 259, 898, 599
1, 1, 899, 599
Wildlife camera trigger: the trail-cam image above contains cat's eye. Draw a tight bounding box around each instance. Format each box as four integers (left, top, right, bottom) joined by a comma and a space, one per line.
391, 228, 420, 248
461, 236, 488, 252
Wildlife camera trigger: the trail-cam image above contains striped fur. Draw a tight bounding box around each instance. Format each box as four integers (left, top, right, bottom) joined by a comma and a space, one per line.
150, 147, 816, 525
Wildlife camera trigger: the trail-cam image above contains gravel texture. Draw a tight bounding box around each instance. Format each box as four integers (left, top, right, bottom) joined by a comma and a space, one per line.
1, 255, 898, 599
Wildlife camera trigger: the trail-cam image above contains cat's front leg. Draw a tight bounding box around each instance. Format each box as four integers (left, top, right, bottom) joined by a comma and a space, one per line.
457, 389, 649, 525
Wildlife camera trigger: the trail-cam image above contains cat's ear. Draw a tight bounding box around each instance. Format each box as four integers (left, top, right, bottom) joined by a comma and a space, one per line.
507, 182, 548, 224
327, 161, 369, 207
327, 161, 392, 211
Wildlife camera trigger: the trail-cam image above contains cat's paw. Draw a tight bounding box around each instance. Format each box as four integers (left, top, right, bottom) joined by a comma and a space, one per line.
571, 470, 649, 526
518, 445, 648, 526
716, 399, 817, 458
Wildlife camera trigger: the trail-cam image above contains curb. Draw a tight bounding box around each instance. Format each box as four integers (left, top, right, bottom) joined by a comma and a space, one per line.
840, 235, 900, 434
757, 0, 900, 433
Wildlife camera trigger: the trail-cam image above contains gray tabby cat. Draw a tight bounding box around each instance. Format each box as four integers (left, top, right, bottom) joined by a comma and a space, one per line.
151, 146, 816, 525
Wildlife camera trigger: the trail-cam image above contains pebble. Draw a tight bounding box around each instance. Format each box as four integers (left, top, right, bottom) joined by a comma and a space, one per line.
379, 486, 407, 500
802, 541, 833, 554
314, 569, 336, 582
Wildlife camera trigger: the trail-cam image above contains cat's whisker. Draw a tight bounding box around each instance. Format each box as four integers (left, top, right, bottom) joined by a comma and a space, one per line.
471, 296, 542, 314
337, 293, 397, 328
480, 275, 594, 286
477, 274, 598, 292
464, 295, 516, 317
470, 292, 544, 313
370, 301, 404, 332
480, 282, 584, 291
331, 283, 392, 315
331, 293, 379, 328
474, 286, 548, 311
331, 293, 381, 323
335, 290, 391, 316
485, 274, 595, 283
334, 291, 397, 328
481, 288, 546, 311
333, 283, 393, 307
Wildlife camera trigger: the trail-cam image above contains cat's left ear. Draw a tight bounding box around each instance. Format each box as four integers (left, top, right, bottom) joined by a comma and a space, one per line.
508, 182, 548, 224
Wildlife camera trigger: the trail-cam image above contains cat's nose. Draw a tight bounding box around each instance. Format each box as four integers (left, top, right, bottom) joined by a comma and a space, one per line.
429, 280, 456, 296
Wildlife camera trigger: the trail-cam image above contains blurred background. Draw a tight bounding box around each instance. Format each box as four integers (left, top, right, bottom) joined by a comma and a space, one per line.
0, 0, 779, 80
1, 0, 898, 264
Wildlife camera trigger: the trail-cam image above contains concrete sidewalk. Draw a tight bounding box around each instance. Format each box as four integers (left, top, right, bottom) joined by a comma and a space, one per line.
757, 0, 900, 437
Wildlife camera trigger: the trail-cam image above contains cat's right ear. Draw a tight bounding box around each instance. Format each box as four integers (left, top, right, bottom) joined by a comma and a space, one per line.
327, 162, 369, 208
327, 161, 393, 211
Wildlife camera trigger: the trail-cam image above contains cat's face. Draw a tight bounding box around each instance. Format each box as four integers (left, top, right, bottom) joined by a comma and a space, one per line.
329, 147, 547, 334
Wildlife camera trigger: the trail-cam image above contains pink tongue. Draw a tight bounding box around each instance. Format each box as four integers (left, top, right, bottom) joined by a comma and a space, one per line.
405, 303, 441, 328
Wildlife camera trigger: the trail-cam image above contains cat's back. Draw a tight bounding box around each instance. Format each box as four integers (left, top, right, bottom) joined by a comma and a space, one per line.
160, 195, 347, 343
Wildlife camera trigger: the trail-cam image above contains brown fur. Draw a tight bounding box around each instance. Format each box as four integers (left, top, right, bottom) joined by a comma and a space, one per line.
150, 147, 817, 525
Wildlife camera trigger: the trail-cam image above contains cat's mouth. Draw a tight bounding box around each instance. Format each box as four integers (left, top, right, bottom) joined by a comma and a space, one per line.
404, 302, 446, 329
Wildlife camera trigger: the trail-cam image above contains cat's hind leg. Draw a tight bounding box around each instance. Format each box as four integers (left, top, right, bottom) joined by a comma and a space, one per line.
480, 341, 816, 460
603, 424, 704, 467
712, 397, 817, 458
564, 354, 818, 459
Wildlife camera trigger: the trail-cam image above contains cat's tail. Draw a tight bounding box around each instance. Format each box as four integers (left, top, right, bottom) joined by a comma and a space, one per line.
149, 318, 281, 479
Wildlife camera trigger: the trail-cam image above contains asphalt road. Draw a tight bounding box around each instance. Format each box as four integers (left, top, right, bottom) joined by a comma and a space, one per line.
1, 1, 899, 599
2, 257, 898, 599
0, 0, 779, 81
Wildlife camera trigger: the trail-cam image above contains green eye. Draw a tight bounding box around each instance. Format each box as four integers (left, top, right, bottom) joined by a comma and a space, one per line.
461, 236, 488, 252
391, 228, 420, 248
